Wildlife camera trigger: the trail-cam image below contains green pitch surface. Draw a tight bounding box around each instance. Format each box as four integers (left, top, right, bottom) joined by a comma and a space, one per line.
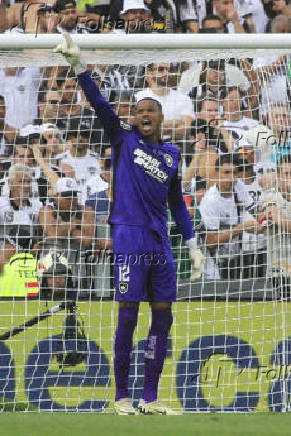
1, 413, 290, 436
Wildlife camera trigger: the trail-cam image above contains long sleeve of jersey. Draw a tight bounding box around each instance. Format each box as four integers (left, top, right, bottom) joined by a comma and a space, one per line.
168, 174, 195, 241
77, 71, 120, 137
77, 70, 195, 239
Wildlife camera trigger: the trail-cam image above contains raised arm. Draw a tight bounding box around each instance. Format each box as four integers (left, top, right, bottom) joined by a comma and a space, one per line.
54, 33, 121, 138
77, 71, 121, 136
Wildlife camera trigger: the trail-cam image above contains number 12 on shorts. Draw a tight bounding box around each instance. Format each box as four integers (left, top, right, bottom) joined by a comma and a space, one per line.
119, 265, 130, 282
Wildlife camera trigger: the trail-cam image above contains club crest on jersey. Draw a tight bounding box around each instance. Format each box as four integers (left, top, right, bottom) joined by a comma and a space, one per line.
164, 154, 173, 168
119, 282, 128, 293
133, 148, 168, 183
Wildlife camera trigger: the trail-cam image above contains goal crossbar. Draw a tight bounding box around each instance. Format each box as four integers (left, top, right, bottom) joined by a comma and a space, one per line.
0, 33, 291, 50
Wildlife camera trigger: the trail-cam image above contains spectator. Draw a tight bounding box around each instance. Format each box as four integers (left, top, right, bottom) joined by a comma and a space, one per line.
0, 94, 12, 156
58, 72, 106, 149
179, 59, 251, 100
0, 126, 65, 203
260, 154, 291, 299
0, 67, 40, 130
262, 0, 277, 19
38, 175, 96, 293
144, 0, 167, 23
4, 0, 59, 34
59, 72, 81, 108
107, 0, 153, 33
237, 153, 267, 268
200, 14, 224, 32
0, 0, 7, 33
272, 0, 289, 16
250, 104, 291, 170
212, 0, 247, 32
174, 0, 200, 33
54, 0, 80, 33
114, 91, 135, 123
56, 118, 101, 200
220, 87, 260, 151
53, 0, 100, 33
252, 39, 289, 118
136, 62, 194, 141
38, 177, 96, 248
0, 229, 40, 297
270, 14, 291, 33
29, 125, 74, 203
0, 163, 42, 245
268, 104, 291, 162
84, 155, 111, 216
39, 123, 66, 165
243, 103, 290, 175
190, 96, 240, 155
199, 153, 263, 279
36, 88, 66, 127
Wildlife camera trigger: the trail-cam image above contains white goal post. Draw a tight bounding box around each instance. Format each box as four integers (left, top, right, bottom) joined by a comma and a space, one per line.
0, 33, 291, 49
0, 34, 290, 413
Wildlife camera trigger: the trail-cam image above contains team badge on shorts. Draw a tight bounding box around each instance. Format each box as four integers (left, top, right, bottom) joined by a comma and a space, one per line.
164, 154, 173, 168
119, 282, 128, 293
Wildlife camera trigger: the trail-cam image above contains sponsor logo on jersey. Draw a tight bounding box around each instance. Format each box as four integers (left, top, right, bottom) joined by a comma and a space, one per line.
164, 153, 173, 168
120, 121, 132, 131
133, 148, 168, 183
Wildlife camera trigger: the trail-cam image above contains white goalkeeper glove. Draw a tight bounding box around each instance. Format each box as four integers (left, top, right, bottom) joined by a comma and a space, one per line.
186, 238, 205, 281
54, 33, 86, 76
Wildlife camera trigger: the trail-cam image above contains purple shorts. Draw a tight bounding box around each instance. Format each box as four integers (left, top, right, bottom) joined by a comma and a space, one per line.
113, 225, 177, 302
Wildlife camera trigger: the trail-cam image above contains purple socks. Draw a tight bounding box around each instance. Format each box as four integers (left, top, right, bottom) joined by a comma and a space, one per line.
143, 309, 173, 403
114, 306, 173, 403
114, 306, 138, 401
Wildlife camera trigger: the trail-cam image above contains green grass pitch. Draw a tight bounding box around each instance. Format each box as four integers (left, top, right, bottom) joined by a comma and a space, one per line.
1, 413, 290, 436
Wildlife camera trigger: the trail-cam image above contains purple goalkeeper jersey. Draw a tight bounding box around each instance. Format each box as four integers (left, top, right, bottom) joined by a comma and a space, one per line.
78, 71, 195, 240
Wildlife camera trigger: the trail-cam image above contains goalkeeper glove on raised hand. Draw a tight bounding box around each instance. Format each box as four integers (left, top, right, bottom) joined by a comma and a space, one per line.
54, 33, 86, 76
186, 238, 205, 281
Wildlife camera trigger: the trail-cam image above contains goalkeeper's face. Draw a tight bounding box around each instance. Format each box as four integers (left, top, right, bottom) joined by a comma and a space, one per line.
134, 99, 164, 140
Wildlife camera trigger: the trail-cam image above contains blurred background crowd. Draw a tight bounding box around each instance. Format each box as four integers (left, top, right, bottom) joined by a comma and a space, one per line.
0, 0, 290, 35
0, 0, 290, 300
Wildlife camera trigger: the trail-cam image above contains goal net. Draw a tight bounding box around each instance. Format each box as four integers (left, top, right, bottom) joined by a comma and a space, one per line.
0, 34, 290, 413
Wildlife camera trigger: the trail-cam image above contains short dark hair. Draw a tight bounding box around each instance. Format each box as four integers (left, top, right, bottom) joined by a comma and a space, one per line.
207, 59, 225, 71
215, 153, 242, 170
202, 14, 222, 27
277, 153, 291, 171
195, 93, 219, 113
55, 0, 76, 12
135, 98, 163, 112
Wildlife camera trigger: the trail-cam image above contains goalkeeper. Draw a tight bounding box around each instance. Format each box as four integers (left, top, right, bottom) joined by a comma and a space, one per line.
55, 34, 205, 416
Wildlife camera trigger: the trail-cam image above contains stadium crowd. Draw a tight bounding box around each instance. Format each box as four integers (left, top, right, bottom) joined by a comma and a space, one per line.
0, 0, 291, 34
0, 0, 290, 299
